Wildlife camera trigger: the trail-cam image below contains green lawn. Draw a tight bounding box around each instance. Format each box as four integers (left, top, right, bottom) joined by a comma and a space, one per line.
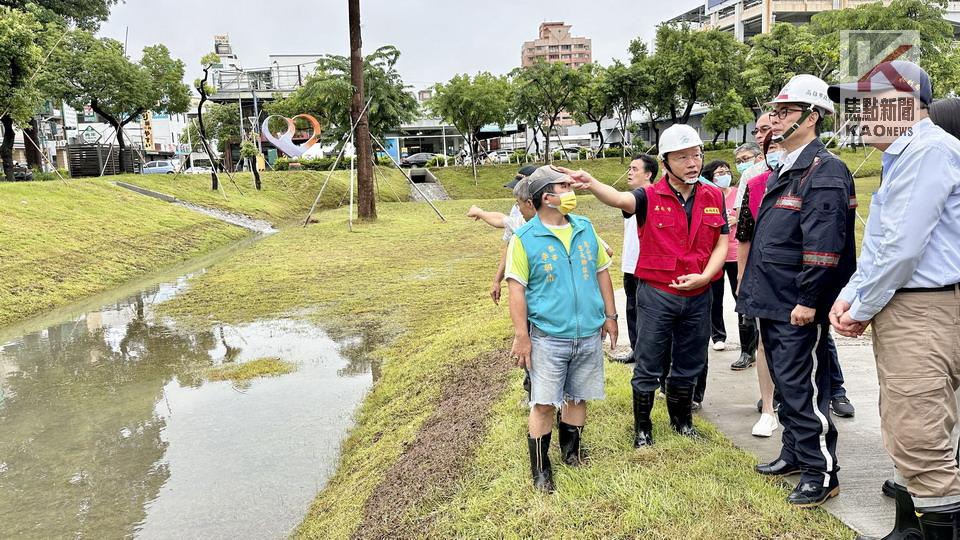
0, 179, 249, 327
152, 197, 852, 539
122, 168, 411, 223
429, 149, 882, 201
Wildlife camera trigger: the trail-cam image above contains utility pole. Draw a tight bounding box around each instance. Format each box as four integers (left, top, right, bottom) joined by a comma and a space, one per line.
349, 0, 376, 220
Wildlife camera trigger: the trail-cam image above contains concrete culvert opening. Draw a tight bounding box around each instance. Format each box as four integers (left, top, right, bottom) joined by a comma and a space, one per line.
409, 168, 437, 184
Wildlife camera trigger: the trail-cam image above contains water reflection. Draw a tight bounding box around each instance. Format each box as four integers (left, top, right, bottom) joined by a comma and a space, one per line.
0, 277, 380, 539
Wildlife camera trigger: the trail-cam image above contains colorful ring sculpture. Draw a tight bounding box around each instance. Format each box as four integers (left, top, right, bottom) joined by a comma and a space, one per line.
261, 114, 322, 157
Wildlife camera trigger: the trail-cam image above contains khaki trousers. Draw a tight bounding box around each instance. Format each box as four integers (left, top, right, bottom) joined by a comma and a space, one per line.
874, 287, 960, 511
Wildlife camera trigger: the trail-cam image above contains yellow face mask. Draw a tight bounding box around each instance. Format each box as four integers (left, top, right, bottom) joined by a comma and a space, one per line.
548, 191, 578, 215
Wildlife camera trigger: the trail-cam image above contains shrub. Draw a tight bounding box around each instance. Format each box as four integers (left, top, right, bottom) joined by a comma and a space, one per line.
426, 155, 449, 167
274, 157, 290, 171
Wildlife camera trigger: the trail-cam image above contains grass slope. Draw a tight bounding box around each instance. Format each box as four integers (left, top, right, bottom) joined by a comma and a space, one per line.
0, 179, 248, 327
152, 197, 851, 539
126, 169, 411, 222
430, 150, 882, 200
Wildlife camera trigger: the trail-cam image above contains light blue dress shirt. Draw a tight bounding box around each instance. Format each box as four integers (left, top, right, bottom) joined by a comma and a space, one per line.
839, 118, 960, 321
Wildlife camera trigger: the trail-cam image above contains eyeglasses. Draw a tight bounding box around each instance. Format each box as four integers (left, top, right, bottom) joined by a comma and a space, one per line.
768, 108, 805, 120
735, 155, 758, 164
750, 125, 772, 136
669, 153, 703, 164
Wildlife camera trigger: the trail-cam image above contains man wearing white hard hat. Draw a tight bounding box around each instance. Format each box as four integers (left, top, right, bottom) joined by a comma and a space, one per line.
736, 74, 857, 507
557, 124, 729, 449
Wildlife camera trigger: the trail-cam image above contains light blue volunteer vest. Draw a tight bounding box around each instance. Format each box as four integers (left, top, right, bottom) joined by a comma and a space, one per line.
515, 214, 606, 339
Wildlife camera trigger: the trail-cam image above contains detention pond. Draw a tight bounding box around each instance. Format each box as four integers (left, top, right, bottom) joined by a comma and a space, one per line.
0, 240, 380, 539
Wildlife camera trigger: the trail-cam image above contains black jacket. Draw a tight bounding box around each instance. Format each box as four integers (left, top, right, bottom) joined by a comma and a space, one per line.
736, 139, 857, 324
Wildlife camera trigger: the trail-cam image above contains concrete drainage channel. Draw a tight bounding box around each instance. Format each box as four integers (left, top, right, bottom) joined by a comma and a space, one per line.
115, 182, 277, 235
407, 168, 450, 202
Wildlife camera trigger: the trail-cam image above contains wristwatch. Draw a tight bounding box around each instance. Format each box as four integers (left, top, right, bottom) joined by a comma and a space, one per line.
605, 313, 618, 321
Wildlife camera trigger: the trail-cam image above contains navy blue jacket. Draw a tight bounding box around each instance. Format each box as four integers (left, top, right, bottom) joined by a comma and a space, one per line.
736, 139, 857, 324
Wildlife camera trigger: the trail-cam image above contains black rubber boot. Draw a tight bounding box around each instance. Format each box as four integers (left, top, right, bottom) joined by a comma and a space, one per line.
917, 510, 958, 540
666, 383, 699, 438
558, 421, 586, 466
869, 485, 922, 540
527, 432, 555, 493
632, 390, 655, 448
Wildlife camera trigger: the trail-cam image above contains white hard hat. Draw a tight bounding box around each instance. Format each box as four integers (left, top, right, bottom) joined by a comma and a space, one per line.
658, 124, 703, 158
767, 74, 835, 114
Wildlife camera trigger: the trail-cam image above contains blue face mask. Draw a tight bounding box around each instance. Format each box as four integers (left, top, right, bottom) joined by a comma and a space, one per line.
766, 151, 784, 169
695, 175, 714, 186
736, 161, 752, 174
714, 174, 732, 188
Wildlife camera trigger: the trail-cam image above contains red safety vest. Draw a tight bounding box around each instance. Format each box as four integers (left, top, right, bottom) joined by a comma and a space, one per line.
634, 177, 726, 297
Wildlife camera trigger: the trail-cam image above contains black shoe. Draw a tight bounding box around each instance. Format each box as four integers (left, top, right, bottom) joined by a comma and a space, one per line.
917, 510, 959, 540
787, 477, 840, 507
610, 349, 635, 363
632, 390, 655, 448
864, 484, 921, 539
558, 422, 586, 467
755, 458, 801, 476
692, 401, 702, 411
882, 478, 898, 499
756, 399, 781, 414
527, 432, 555, 493
731, 352, 756, 370
831, 396, 856, 418
666, 383, 699, 438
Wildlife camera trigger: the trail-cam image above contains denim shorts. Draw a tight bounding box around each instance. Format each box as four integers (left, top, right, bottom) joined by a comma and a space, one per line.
529, 325, 605, 407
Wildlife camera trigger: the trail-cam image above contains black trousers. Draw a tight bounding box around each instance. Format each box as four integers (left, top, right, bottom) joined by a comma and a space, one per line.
759, 319, 840, 486
696, 262, 758, 402
632, 282, 710, 393
623, 272, 639, 350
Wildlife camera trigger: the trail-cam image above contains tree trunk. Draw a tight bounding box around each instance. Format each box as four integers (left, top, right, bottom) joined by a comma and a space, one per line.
531, 123, 541, 156
24, 117, 41, 169
250, 157, 262, 190
594, 119, 604, 157
469, 132, 477, 182
196, 68, 220, 191
544, 120, 554, 164
90, 102, 127, 160
1, 114, 15, 182
712, 132, 721, 145
349, 0, 376, 220
723, 130, 729, 144
649, 120, 660, 148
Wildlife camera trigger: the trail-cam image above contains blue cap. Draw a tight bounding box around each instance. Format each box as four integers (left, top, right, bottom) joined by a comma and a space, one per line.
828, 60, 932, 105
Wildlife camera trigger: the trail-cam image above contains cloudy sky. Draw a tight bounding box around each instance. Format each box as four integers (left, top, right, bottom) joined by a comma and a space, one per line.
98, 0, 703, 92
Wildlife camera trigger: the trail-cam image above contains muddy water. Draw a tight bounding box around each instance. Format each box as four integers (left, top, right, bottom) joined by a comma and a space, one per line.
0, 264, 379, 538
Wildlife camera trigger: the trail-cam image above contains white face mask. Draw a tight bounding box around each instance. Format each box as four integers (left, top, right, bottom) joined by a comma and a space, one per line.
766, 151, 784, 169
714, 174, 732, 188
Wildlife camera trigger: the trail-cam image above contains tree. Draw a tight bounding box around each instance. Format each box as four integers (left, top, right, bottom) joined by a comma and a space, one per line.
569, 63, 614, 155
269, 45, 418, 146
4, 0, 118, 30
56, 32, 191, 164
702, 90, 754, 144
603, 60, 650, 162
195, 52, 221, 191
651, 24, 747, 124
180, 102, 241, 153
742, 23, 833, 110
430, 72, 511, 180
239, 134, 261, 191
511, 79, 546, 158
0, 7, 46, 182
618, 40, 676, 152
808, 0, 960, 96
511, 60, 583, 163
348, 0, 375, 220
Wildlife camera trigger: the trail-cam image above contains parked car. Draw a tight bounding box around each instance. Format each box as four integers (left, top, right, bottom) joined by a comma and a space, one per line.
183, 166, 213, 174
490, 149, 514, 163
141, 160, 178, 174
399, 152, 436, 168
12, 163, 33, 181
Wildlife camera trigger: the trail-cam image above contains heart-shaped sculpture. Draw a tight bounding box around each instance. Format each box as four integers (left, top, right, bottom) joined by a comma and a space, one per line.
261, 114, 322, 157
